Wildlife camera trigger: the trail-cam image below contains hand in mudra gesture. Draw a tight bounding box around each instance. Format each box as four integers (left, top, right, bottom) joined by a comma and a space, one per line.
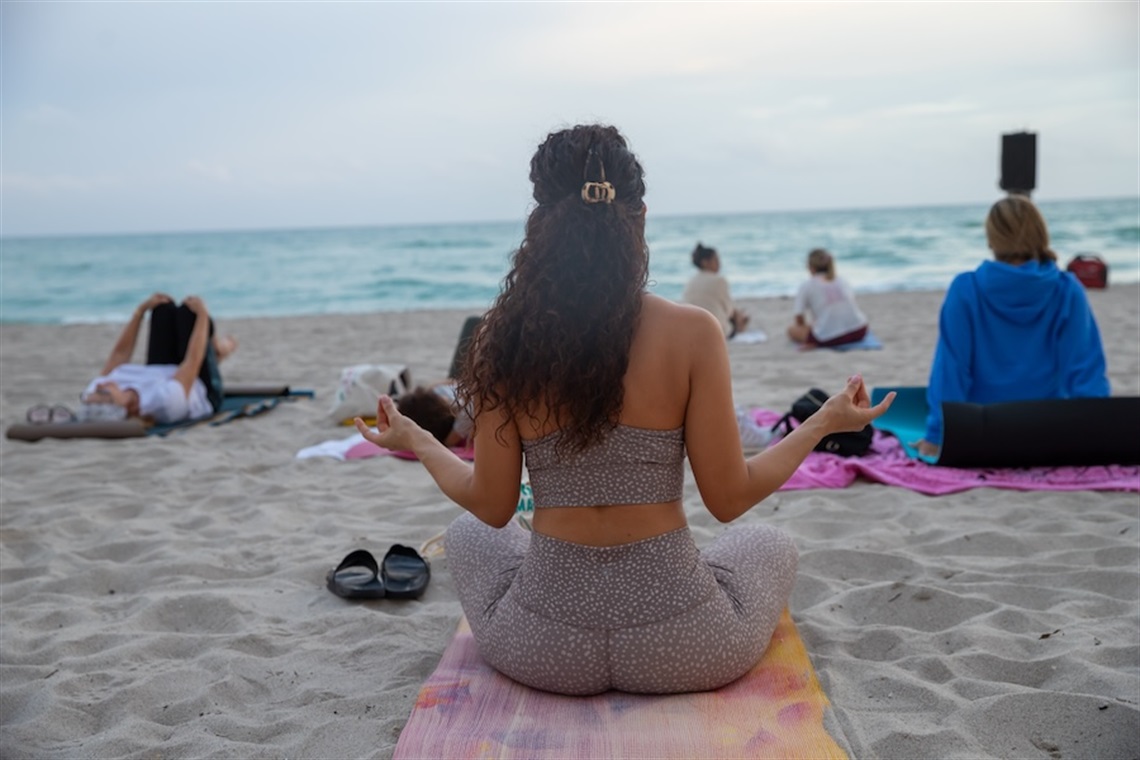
817, 374, 894, 435
354, 395, 422, 451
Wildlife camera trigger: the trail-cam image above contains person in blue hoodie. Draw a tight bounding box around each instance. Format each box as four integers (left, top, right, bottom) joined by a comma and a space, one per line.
916, 195, 1109, 457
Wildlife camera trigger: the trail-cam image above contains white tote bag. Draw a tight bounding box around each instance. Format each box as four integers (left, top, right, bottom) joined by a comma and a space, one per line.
328, 363, 412, 421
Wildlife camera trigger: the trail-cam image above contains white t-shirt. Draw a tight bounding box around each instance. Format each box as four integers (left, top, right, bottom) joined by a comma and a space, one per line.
793, 275, 868, 342
682, 270, 736, 337
84, 364, 212, 424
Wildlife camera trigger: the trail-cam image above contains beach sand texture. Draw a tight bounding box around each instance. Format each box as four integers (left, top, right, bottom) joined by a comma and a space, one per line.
2, 287, 1138, 759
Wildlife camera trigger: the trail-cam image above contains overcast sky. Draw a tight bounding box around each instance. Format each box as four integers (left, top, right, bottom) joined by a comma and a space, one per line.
3, 2, 1137, 237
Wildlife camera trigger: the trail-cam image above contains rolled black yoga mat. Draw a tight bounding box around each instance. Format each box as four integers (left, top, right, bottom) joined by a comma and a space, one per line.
938, 397, 1140, 468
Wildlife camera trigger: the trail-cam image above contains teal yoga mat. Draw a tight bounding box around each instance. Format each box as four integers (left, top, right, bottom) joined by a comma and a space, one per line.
871, 387, 1140, 467
870, 386, 936, 463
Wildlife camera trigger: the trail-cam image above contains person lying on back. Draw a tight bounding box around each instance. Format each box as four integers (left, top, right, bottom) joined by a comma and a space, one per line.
81, 293, 237, 424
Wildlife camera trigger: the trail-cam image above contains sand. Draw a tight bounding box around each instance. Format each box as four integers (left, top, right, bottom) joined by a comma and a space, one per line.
2, 286, 1138, 759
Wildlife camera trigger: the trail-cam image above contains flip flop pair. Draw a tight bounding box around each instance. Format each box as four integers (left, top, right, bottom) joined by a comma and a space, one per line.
326, 545, 430, 601
26, 404, 76, 424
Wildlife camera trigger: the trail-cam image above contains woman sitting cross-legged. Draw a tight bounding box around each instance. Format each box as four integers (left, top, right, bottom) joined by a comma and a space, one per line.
355, 124, 893, 696
786, 248, 869, 350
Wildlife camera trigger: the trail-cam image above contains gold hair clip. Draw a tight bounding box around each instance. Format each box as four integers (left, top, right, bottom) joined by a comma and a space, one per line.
581, 181, 616, 204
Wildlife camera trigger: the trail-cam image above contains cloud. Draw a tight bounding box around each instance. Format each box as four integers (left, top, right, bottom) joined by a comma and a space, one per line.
185, 160, 233, 184
2, 2, 1136, 235
17, 104, 76, 127
2, 172, 120, 196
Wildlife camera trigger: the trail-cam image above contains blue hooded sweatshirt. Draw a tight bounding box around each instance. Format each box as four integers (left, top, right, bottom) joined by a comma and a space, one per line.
924, 259, 1109, 445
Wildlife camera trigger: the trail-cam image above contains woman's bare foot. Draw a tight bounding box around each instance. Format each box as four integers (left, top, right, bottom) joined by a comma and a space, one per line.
214, 334, 239, 362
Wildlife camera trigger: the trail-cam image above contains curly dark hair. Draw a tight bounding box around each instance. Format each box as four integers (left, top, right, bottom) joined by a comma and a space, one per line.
397, 388, 456, 445
457, 124, 649, 453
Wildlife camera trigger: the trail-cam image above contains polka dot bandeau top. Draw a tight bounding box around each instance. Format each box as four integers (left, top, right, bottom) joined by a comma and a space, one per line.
521, 424, 685, 508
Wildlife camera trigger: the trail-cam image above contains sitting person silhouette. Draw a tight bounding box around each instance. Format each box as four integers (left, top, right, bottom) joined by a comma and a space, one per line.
915, 195, 1109, 457
681, 243, 750, 338
786, 248, 869, 349
353, 124, 893, 696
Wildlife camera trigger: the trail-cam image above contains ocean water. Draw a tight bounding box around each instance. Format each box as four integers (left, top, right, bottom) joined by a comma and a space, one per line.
2, 197, 1136, 325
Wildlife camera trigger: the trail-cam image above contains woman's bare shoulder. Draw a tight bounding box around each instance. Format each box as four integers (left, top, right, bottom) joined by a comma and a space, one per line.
642, 293, 723, 335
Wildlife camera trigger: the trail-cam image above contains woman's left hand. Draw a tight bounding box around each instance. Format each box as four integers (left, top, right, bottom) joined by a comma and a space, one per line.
817, 374, 894, 434
354, 395, 423, 452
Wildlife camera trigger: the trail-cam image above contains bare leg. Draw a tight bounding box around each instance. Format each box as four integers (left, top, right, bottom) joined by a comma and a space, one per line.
213, 335, 239, 362
787, 322, 812, 344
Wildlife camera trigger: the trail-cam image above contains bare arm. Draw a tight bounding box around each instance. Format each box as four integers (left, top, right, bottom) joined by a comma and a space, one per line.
100, 292, 173, 375
171, 296, 211, 397
355, 395, 522, 527
683, 310, 893, 522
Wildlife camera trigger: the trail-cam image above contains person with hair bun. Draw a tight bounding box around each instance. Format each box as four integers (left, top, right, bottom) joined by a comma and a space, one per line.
916, 195, 1109, 457
355, 124, 893, 696
786, 248, 869, 349
682, 243, 751, 338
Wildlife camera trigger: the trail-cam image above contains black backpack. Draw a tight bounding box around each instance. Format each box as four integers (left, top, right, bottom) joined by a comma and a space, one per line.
771, 388, 873, 457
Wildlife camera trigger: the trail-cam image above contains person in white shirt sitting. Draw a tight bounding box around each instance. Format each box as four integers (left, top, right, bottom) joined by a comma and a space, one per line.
786, 249, 869, 350
81, 293, 237, 424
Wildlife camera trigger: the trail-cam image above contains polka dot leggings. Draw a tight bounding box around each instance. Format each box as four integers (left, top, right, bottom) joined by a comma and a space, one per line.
444, 513, 798, 695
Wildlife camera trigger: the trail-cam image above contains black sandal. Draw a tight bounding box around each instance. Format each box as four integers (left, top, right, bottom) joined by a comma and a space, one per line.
382, 545, 431, 600
326, 549, 386, 600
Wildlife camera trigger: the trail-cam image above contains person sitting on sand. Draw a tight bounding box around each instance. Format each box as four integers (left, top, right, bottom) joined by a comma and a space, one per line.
915, 195, 1109, 458
786, 248, 869, 349
355, 123, 894, 696
81, 293, 237, 424
681, 242, 751, 338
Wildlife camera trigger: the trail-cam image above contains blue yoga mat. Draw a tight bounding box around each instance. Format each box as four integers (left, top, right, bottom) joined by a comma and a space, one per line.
870, 386, 937, 463
830, 331, 883, 351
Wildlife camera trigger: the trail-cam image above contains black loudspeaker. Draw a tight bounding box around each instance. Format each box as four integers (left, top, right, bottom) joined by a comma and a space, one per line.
1000, 132, 1036, 193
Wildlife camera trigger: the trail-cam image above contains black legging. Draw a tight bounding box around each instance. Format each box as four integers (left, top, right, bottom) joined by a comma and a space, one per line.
146, 303, 223, 411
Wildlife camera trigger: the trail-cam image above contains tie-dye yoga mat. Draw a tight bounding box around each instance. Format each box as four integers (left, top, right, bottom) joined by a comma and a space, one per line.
393, 609, 848, 760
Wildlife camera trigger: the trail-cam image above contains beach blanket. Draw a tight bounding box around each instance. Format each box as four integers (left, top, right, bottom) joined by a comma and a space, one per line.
827, 330, 882, 351
7, 386, 314, 442
729, 328, 768, 345
752, 408, 1140, 494
393, 609, 848, 760
295, 432, 475, 462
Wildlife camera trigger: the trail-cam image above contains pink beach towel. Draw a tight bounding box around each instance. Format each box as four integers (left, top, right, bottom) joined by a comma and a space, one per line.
344, 439, 474, 461
394, 609, 848, 760
752, 409, 1140, 495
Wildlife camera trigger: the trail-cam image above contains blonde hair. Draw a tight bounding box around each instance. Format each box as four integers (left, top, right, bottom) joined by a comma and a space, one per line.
984, 195, 1057, 265
807, 248, 835, 280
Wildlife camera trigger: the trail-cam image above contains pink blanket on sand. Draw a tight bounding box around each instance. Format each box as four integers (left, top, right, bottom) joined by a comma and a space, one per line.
753, 410, 1140, 495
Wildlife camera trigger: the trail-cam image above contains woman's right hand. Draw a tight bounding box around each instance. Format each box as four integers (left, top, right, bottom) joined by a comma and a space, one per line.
817, 374, 894, 434
354, 395, 426, 452
182, 296, 207, 316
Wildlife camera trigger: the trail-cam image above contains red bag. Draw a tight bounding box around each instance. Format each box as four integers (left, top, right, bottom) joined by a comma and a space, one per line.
1066, 254, 1108, 289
